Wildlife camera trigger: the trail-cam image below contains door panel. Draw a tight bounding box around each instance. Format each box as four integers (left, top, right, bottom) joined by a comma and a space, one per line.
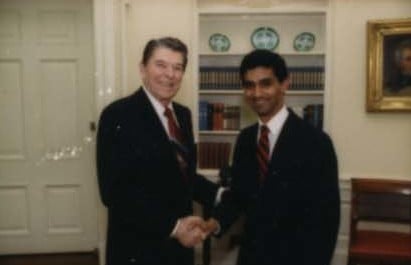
0, 0, 97, 254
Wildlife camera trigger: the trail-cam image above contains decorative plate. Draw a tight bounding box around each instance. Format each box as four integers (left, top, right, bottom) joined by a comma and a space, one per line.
209, 33, 230, 52
293, 32, 316, 52
250, 27, 279, 50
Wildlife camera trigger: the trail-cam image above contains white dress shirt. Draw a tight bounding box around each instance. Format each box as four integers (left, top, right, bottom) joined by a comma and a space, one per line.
143, 86, 178, 138
258, 105, 289, 158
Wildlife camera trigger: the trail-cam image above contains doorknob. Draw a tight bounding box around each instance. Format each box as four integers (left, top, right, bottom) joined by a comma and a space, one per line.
89, 121, 96, 132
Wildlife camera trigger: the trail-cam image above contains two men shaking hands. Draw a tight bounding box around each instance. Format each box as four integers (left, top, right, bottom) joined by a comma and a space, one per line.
171, 216, 219, 248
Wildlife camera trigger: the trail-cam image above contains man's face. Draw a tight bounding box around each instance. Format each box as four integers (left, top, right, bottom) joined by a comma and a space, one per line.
140, 47, 185, 106
400, 47, 411, 75
242, 66, 288, 123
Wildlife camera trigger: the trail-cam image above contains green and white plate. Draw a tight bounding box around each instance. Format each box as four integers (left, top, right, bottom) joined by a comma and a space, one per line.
209, 33, 230, 52
250, 27, 279, 50
293, 32, 316, 52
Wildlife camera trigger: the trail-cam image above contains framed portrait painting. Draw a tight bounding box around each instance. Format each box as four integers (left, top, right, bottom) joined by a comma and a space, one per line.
367, 18, 411, 112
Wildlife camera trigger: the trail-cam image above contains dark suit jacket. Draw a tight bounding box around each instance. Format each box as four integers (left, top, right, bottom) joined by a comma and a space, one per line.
97, 88, 218, 265
214, 109, 340, 265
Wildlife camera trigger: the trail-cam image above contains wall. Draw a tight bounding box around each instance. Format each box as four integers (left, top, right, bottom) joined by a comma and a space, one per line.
123, 0, 197, 112
329, 0, 411, 181
122, 0, 411, 182
322, 1, 411, 263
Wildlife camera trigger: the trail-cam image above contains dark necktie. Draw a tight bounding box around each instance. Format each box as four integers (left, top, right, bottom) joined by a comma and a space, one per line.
164, 107, 183, 144
164, 107, 188, 181
257, 125, 270, 183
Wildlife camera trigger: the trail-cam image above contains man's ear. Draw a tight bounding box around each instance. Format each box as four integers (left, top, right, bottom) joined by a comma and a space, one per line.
281, 77, 290, 94
139, 63, 145, 77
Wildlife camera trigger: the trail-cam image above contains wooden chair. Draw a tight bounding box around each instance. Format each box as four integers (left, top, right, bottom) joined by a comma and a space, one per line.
348, 178, 411, 265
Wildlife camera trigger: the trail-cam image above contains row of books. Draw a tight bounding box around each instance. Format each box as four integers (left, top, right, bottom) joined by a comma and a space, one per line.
199, 101, 241, 131
198, 142, 231, 169
200, 67, 240, 90
197, 105, 323, 169
199, 102, 323, 131
199, 66, 324, 91
288, 67, 324, 91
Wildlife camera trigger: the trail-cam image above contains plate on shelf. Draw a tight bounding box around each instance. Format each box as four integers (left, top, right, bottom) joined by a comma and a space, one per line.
250, 27, 279, 50
293, 32, 316, 52
209, 33, 230, 52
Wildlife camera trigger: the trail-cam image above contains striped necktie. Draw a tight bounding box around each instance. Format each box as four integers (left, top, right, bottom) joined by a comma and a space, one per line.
164, 107, 188, 181
164, 107, 183, 144
257, 125, 270, 183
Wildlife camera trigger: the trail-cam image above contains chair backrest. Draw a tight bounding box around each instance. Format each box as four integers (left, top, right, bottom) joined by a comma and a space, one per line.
350, 178, 411, 242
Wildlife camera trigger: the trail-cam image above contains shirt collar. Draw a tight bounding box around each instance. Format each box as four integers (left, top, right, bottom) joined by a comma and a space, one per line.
143, 86, 173, 118
259, 105, 289, 135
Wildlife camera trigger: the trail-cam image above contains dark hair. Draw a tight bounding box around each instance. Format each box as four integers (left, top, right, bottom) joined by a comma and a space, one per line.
141, 37, 188, 70
239, 49, 288, 83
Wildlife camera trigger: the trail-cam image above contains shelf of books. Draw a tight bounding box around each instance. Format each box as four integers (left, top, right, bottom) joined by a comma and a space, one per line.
199, 65, 324, 91
196, 9, 327, 171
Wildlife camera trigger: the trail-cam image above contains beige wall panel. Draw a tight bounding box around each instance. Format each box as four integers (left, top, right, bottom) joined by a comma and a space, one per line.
0, 60, 25, 159
0, 10, 21, 42
125, 0, 196, 111
40, 60, 78, 149
46, 185, 81, 234
0, 186, 29, 235
329, 0, 411, 180
38, 10, 76, 43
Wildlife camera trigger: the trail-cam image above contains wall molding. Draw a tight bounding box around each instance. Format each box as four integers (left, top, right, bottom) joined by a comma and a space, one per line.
92, 1, 118, 264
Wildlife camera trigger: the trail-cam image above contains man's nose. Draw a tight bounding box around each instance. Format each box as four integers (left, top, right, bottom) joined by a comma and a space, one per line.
164, 66, 174, 78
253, 86, 264, 97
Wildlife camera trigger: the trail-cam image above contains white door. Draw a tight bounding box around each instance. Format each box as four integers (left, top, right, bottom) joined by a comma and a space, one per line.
0, 0, 98, 253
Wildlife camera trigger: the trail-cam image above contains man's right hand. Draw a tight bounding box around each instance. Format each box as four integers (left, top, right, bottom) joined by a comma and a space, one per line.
172, 216, 206, 248
203, 218, 219, 236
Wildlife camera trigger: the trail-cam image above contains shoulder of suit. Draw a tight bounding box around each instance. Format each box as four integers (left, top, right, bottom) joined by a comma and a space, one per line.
288, 113, 333, 147
238, 123, 258, 138
172, 102, 191, 120
101, 91, 141, 116
172, 101, 190, 112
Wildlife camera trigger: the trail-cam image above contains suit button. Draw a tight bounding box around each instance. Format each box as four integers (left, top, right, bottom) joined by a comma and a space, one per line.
129, 258, 136, 263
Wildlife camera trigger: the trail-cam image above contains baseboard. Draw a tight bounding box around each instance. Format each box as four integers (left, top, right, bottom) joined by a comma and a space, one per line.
0, 251, 99, 265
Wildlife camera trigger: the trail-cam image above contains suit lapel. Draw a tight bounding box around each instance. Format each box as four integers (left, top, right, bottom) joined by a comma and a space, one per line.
173, 103, 190, 145
269, 110, 299, 169
134, 88, 190, 185
244, 124, 260, 187
133, 88, 171, 147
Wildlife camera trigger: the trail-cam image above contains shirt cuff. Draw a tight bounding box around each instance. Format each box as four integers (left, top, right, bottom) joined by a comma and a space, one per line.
214, 187, 227, 206
170, 219, 181, 237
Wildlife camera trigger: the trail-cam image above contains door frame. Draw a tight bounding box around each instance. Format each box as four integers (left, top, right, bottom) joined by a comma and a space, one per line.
93, 0, 133, 263
92, 0, 119, 264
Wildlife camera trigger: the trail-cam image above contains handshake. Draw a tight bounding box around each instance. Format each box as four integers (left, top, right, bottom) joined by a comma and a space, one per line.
172, 216, 219, 248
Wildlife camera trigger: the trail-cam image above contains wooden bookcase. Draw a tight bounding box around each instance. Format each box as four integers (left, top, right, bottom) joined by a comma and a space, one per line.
194, 2, 329, 175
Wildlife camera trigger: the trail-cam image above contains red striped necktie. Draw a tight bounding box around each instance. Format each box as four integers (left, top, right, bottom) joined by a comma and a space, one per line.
257, 125, 270, 183
164, 107, 183, 144
164, 107, 188, 181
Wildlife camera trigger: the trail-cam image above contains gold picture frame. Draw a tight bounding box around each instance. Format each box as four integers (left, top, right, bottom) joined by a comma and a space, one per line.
367, 18, 411, 112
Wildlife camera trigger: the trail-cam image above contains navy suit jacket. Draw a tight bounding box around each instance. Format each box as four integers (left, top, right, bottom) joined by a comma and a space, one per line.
97, 88, 218, 265
215, 109, 340, 265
